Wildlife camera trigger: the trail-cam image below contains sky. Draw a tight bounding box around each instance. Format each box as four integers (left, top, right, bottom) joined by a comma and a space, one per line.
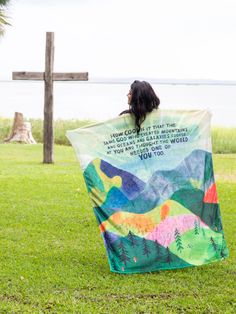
1, 0, 236, 81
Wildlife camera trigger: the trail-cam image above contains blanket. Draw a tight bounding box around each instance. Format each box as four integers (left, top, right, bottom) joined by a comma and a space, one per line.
67, 109, 229, 274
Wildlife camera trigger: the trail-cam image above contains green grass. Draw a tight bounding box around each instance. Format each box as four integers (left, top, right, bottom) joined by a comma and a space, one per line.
0, 144, 235, 313
212, 127, 236, 153
1, 118, 236, 152
0, 118, 94, 146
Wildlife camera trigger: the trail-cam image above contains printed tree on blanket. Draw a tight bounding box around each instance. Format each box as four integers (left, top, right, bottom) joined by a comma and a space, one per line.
166, 247, 172, 265
127, 231, 138, 247
210, 237, 218, 252
194, 219, 199, 235
142, 238, 151, 257
155, 240, 161, 258
118, 239, 130, 266
174, 228, 184, 252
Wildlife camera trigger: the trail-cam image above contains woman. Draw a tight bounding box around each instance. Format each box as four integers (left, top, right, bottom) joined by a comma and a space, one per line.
120, 80, 160, 133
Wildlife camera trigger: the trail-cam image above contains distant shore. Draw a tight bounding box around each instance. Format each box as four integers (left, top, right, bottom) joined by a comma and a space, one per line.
1, 77, 236, 85
0, 81, 235, 126
1, 117, 236, 153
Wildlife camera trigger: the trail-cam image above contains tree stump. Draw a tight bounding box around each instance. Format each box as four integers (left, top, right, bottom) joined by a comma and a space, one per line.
4, 112, 37, 144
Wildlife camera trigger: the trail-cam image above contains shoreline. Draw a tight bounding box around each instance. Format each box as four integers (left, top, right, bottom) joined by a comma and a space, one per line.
0, 115, 235, 128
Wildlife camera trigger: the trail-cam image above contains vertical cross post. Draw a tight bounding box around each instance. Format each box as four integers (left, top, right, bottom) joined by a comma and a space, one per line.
12, 31, 89, 164
44, 32, 54, 163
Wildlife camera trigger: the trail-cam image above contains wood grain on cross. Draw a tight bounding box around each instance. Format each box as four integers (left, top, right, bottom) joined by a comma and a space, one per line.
12, 32, 88, 163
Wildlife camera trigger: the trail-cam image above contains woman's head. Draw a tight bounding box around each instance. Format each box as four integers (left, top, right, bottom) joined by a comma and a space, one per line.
127, 80, 160, 133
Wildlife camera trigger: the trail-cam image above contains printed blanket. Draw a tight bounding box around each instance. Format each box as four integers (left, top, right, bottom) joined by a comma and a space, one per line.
67, 109, 229, 274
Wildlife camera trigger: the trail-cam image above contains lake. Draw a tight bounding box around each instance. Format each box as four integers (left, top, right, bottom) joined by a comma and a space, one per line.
0, 80, 236, 126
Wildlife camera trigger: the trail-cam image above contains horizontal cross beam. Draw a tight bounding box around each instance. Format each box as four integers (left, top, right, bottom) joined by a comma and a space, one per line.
12, 71, 89, 81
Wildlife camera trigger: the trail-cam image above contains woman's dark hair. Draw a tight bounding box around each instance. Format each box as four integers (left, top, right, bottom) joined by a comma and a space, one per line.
120, 80, 160, 133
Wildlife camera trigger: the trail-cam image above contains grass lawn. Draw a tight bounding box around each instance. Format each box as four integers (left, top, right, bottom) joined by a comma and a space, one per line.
0, 144, 235, 313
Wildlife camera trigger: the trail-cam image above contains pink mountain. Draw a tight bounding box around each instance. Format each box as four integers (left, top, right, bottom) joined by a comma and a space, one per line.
146, 214, 208, 247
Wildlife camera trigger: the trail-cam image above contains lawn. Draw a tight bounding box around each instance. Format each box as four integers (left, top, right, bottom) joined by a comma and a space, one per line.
0, 144, 235, 313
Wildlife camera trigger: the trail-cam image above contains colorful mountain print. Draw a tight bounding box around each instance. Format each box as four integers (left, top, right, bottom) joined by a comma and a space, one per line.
67, 110, 229, 274
83, 149, 229, 273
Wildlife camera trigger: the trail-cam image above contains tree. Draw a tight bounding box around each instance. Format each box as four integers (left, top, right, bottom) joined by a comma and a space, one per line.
201, 227, 206, 237
127, 231, 138, 247
142, 238, 151, 257
174, 228, 184, 252
194, 219, 199, 235
155, 240, 161, 258
210, 237, 217, 252
166, 247, 172, 265
118, 240, 130, 266
110, 257, 118, 271
0, 0, 10, 36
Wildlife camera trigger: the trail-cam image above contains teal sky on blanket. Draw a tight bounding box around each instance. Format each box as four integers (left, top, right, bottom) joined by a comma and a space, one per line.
66, 110, 211, 181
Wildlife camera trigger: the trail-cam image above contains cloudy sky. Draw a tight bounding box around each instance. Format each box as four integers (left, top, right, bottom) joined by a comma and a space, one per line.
1, 0, 236, 81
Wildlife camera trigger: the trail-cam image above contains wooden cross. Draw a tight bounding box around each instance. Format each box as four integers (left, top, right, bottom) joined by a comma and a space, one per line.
12, 32, 88, 163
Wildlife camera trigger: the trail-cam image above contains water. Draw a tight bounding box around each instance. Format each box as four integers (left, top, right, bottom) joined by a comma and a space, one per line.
0, 81, 236, 126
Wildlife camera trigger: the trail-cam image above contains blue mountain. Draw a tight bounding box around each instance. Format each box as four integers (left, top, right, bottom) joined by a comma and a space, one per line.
100, 159, 146, 200
121, 149, 215, 213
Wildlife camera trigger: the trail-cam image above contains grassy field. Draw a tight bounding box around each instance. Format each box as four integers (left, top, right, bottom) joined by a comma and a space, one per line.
1, 117, 236, 153
0, 118, 94, 147
0, 144, 235, 313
